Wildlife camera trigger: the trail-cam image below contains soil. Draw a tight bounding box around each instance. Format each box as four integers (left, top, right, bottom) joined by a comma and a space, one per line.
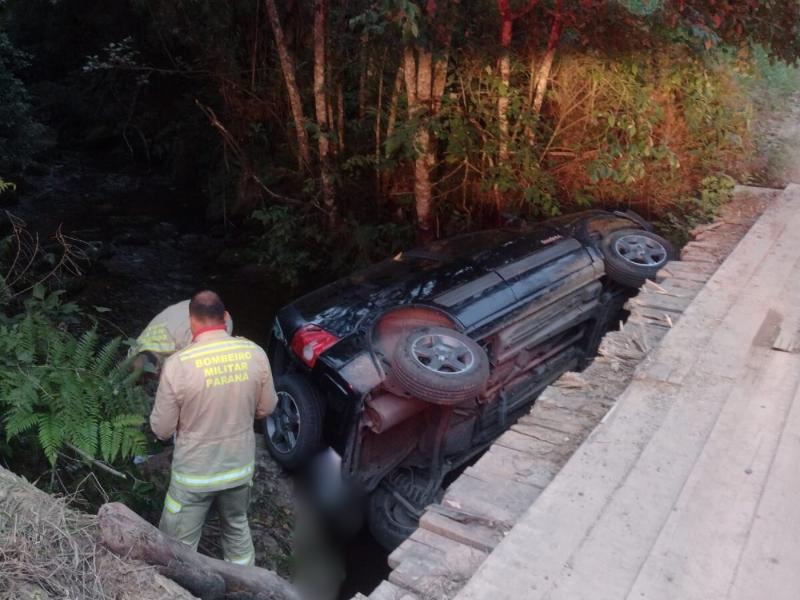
751, 92, 800, 187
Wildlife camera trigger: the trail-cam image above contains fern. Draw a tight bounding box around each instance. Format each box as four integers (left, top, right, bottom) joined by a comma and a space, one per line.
92, 337, 122, 376
99, 421, 113, 463
15, 315, 37, 363
74, 422, 99, 458
73, 330, 98, 371
5, 407, 40, 438
37, 414, 65, 466
1, 315, 149, 470
46, 329, 69, 365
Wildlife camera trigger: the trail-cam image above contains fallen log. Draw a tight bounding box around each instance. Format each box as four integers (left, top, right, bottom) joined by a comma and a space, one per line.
0, 465, 195, 600
98, 502, 300, 600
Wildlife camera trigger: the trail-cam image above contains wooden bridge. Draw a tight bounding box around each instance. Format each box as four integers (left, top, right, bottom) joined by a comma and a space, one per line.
357, 183, 800, 600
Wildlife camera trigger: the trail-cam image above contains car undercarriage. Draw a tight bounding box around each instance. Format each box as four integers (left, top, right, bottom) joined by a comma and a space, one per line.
264, 211, 674, 550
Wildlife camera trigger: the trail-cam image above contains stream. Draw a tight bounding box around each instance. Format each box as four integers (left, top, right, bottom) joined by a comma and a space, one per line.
9, 149, 389, 599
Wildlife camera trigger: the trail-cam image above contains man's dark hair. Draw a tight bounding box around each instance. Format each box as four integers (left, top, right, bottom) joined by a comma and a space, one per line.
189, 290, 225, 323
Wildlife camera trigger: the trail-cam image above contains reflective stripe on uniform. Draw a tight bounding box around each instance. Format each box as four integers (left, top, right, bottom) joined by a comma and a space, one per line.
225, 551, 254, 566
137, 323, 175, 353
172, 462, 255, 488
139, 324, 169, 341
178, 340, 257, 362
164, 493, 182, 514
137, 341, 176, 353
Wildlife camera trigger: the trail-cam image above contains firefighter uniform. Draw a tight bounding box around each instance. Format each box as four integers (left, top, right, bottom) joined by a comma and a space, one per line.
133, 299, 233, 361
150, 329, 278, 566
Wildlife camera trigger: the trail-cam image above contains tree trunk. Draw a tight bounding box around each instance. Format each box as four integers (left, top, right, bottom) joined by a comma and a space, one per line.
494, 50, 511, 217
432, 52, 449, 113
532, 47, 555, 116
357, 32, 369, 120
402, 0, 454, 239
313, 0, 335, 221
381, 65, 403, 197
375, 55, 385, 195
99, 502, 301, 600
404, 45, 435, 237
265, 0, 311, 170
532, 0, 562, 116
336, 77, 345, 155
497, 16, 512, 165
386, 65, 404, 143
495, 4, 514, 217
527, 52, 537, 107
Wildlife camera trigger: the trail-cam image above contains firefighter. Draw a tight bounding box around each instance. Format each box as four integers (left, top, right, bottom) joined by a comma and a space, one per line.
150, 290, 277, 566
131, 298, 233, 376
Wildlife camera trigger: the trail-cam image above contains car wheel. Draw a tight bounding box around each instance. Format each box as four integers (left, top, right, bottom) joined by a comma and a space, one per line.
264, 374, 323, 470
601, 228, 676, 288
392, 326, 489, 405
367, 486, 420, 551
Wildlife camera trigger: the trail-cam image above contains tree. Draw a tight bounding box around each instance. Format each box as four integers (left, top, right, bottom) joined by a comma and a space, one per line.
620, 0, 800, 62
313, 0, 337, 221
265, 0, 312, 170
398, 0, 453, 237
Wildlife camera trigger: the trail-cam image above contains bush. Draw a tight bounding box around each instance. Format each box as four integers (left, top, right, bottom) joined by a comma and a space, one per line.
656, 174, 736, 247
248, 204, 414, 290
0, 287, 149, 468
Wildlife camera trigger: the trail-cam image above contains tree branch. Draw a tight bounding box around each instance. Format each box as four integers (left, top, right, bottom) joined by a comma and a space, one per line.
65, 443, 128, 480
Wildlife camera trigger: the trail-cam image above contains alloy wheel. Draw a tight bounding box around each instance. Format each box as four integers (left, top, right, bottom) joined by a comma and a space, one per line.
266, 391, 301, 453
614, 234, 668, 267
410, 332, 475, 375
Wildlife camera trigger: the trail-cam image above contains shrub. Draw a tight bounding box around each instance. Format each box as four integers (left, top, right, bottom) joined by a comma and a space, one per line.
249, 204, 414, 290
0, 287, 149, 468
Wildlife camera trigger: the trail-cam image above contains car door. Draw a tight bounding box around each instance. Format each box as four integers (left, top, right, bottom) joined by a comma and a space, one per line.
464, 226, 605, 343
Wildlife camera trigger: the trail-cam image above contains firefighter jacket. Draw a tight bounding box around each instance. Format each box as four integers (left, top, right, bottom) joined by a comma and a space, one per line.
150, 329, 278, 493
134, 300, 233, 356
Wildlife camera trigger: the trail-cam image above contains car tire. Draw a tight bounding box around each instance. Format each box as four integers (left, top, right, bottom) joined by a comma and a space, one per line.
601, 228, 676, 288
263, 374, 323, 470
367, 486, 419, 551
392, 326, 489, 405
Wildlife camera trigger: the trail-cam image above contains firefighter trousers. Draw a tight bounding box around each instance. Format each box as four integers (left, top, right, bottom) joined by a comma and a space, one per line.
159, 482, 255, 566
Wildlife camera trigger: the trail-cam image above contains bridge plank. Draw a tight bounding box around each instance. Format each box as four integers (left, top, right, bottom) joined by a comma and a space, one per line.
419, 510, 502, 553
627, 350, 800, 600
442, 470, 543, 526
453, 186, 800, 600
367, 580, 419, 600
627, 291, 694, 314
727, 384, 800, 600
517, 404, 595, 436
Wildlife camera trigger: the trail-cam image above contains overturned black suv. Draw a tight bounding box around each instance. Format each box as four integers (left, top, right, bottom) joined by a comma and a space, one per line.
264, 210, 673, 549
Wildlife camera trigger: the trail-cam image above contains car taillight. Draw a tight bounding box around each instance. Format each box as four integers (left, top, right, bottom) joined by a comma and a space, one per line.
290, 325, 339, 368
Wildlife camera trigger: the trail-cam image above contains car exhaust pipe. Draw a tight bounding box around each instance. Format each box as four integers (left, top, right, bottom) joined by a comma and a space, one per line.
363, 393, 428, 434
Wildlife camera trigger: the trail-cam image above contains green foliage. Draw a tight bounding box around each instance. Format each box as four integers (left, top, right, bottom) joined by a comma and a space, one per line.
0, 292, 148, 467
0, 177, 15, 194
740, 45, 800, 112
657, 174, 736, 246
249, 205, 414, 289
0, 31, 44, 169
